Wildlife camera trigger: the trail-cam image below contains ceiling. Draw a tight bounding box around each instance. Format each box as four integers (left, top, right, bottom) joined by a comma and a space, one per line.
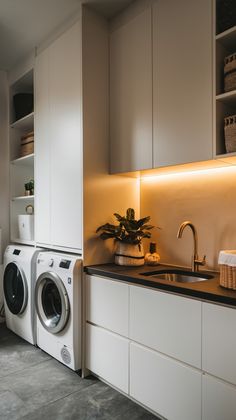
0, 0, 134, 70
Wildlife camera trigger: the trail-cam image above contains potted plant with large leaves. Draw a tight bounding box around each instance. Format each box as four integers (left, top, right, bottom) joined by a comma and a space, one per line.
96, 208, 154, 266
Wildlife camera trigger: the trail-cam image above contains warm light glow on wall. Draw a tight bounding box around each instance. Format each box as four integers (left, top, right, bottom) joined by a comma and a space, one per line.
140, 165, 236, 182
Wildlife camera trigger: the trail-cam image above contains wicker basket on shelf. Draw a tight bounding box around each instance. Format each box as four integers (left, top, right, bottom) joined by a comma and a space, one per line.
20, 131, 34, 157
224, 53, 236, 92
218, 250, 236, 290
224, 115, 236, 153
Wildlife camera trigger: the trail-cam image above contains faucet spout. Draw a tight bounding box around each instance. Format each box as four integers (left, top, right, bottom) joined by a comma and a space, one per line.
177, 221, 205, 272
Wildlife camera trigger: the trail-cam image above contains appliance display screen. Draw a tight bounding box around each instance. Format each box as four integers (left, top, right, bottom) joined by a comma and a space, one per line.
13, 249, 21, 255
59, 259, 71, 269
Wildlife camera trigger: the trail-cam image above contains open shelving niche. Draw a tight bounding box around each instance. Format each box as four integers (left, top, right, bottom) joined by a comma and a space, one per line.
214, 18, 236, 158
9, 69, 35, 245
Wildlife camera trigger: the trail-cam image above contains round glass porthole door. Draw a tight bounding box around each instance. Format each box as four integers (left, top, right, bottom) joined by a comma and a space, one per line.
35, 272, 69, 334
3, 263, 28, 315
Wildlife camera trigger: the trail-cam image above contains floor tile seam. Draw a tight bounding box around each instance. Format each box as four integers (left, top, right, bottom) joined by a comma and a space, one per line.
3, 367, 87, 401
19, 381, 99, 420
0, 387, 30, 415
0, 357, 52, 380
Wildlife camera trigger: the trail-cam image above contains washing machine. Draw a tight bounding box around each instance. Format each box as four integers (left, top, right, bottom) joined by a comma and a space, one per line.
3, 245, 42, 345
35, 251, 82, 371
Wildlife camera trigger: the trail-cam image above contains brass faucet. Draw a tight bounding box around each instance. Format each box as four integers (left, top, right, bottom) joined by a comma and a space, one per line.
177, 221, 206, 272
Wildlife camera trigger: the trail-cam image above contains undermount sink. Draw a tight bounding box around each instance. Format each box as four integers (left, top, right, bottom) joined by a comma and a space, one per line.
140, 269, 214, 283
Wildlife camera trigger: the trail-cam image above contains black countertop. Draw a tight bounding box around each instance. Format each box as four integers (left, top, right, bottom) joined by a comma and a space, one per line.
85, 263, 236, 307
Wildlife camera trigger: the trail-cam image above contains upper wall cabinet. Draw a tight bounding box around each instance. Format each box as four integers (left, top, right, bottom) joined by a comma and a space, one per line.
110, 6, 153, 173
153, 0, 212, 167
35, 22, 83, 252
110, 0, 213, 173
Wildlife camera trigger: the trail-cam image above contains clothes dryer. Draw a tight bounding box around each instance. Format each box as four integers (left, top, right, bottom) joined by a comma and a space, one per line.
35, 252, 82, 371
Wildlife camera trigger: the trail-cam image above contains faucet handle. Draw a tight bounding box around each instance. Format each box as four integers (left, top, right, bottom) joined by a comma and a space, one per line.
196, 255, 206, 266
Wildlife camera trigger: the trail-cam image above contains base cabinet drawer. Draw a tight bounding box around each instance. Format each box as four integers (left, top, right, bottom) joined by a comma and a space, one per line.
86, 323, 129, 393
130, 342, 201, 420
130, 285, 201, 368
203, 374, 236, 420
202, 303, 236, 385
86, 275, 129, 336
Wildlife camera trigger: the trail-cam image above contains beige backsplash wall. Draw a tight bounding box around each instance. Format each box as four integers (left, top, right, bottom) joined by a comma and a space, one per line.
140, 166, 236, 271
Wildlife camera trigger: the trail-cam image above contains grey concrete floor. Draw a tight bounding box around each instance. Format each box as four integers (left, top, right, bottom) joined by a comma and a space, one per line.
0, 324, 158, 420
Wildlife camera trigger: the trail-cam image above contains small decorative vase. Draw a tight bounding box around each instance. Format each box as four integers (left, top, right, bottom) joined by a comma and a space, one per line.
115, 242, 145, 266
25, 190, 30, 196
145, 242, 160, 266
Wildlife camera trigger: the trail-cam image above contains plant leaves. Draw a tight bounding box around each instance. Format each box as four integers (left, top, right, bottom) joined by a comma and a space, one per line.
97, 208, 157, 244
96, 223, 117, 233
126, 208, 135, 220
141, 232, 152, 239
140, 224, 154, 230
113, 213, 124, 221
99, 232, 117, 240
137, 216, 150, 227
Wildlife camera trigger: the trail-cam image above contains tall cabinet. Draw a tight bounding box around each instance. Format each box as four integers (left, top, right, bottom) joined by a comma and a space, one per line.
35, 22, 83, 252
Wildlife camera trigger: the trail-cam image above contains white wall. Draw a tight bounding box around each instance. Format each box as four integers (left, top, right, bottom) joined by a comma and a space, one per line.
0, 70, 9, 305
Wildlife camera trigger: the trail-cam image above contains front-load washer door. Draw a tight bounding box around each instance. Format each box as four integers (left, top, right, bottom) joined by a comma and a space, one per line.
35, 272, 70, 334
3, 262, 28, 315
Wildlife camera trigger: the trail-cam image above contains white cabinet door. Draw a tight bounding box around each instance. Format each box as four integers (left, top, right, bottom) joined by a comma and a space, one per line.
86, 275, 129, 337
35, 47, 51, 245
110, 7, 152, 173
35, 22, 82, 251
203, 374, 236, 420
202, 302, 236, 385
130, 285, 201, 368
86, 323, 129, 393
49, 22, 83, 250
130, 342, 201, 420
153, 0, 212, 167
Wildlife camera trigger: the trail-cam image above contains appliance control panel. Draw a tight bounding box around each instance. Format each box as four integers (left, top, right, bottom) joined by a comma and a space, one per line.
13, 249, 21, 255
48, 259, 54, 267
59, 259, 71, 269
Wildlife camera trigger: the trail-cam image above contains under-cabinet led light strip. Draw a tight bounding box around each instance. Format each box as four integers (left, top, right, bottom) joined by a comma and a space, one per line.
140, 165, 236, 182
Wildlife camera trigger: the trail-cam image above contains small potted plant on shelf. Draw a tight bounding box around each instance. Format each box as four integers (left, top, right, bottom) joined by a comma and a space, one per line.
24, 179, 34, 196
96, 208, 154, 266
